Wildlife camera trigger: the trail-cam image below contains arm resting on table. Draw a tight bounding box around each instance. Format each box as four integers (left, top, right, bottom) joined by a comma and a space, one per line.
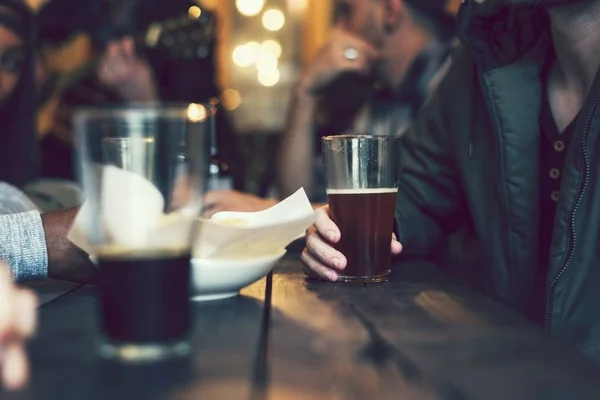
0, 205, 96, 283
0, 210, 48, 282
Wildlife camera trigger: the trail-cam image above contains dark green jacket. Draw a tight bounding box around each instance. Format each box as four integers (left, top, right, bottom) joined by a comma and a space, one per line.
396, 2, 600, 360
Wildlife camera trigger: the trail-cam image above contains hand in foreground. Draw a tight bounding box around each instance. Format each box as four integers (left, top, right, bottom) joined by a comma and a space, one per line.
97, 37, 157, 102
0, 262, 37, 391
202, 190, 278, 219
301, 205, 402, 282
299, 28, 381, 95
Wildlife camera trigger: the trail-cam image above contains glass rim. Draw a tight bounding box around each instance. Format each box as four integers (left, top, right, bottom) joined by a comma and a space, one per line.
73, 102, 215, 121
322, 134, 401, 141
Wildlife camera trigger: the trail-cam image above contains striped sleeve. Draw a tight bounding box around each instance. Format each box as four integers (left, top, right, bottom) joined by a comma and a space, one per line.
0, 183, 48, 281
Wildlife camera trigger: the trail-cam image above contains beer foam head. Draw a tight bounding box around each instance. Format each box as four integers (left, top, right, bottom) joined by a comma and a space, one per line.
326, 188, 398, 195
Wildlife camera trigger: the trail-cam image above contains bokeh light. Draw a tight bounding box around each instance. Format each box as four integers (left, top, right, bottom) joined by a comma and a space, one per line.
262, 9, 285, 31
258, 69, 280, 87
286, 0, 308, 13
255, 52, 278, 73
232, 44, 255, 67
236, 0, 265, 17
221, 89, 242, 111
188, 6, 201, 19
246, 41, 261, 58
260, 40, 282, 58
187, 103, 207, 122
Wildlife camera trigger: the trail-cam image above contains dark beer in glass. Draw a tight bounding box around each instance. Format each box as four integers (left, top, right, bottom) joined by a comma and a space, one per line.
75, 104, 210, 362
322, 135, 400, 283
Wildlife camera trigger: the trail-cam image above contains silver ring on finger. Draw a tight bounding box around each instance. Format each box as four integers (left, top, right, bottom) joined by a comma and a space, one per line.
343, 47, 359, 61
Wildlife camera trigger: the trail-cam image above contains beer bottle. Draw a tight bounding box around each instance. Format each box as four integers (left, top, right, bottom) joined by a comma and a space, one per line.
207, 98, 233, 191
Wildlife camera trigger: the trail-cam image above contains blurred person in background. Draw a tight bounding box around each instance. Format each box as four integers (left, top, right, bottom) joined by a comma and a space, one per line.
0, 260, 37, 391
0, 0, 38, 187
279, 0, 456, 202
0, 0, 95, 285
0, 0, 93, 212
0, 0, 224, 284
202, 0, 457, 217
303, 0, 600, 361
36, 0, 238, 183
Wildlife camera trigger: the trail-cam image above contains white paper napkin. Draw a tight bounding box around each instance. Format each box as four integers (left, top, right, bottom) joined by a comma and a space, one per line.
194, 188, 316, 259
68, 166, 316, 259
68, 165, 194, 255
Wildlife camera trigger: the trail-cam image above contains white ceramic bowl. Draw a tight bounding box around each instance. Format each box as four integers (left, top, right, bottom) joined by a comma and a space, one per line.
190, 250, 286, 301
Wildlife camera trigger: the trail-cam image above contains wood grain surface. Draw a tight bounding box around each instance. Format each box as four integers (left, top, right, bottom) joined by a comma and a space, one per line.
5, 256, 600, 400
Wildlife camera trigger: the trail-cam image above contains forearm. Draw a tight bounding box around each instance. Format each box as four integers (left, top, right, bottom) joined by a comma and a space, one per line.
0, 211, 48, 282
277, 87, 317, 198
41, 208, 97, 284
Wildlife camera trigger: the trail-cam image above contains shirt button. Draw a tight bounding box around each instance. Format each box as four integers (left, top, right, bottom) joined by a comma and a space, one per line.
554, 140, 565, 151
551, 190, 560, 202
549, 168, 560, 179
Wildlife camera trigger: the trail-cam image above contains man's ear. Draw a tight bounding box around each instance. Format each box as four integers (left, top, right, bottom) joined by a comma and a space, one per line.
382, 0, 404, 33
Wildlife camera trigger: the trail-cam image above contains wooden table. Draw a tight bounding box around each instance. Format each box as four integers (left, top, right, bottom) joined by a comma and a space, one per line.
5, 255, 600, 400
20, 279, 81, 307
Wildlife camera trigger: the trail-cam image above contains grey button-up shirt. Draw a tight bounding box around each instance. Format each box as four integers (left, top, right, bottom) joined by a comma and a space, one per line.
0, 182, 48, 282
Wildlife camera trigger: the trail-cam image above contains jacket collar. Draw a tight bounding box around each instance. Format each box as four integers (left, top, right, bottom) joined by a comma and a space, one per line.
458, 0, 550, 72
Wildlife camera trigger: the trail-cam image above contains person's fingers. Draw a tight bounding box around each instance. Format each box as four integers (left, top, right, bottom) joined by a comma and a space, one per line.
108, 60, 127, 78
14, 289, 37, 339
201, 207, 220, 219
1, 343, 29, 391
330, 28, 381, 61
301, 248, 338, 282
341, 42, 380, 65
305, 229, 346, 271
99, 58, 125, 84
356, 42, 380, 63
339, 57, 371, 76
390, 233, 403, 255
324, 40, 373, 74
121, 37, 135, 59
313, 206, 341, 244
0, 265, 15, 342
97, 63, 107, 78
203, 190, 229, 208
113, 39, 129, 60
106, 41, 120, 59
201, 203, 227, 219
100, 40, 133, 81
391, 240, 403, 255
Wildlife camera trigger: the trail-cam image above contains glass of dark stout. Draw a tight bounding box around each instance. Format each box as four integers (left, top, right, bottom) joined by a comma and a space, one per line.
74, 104, 210, 363
322, 135, 401, 283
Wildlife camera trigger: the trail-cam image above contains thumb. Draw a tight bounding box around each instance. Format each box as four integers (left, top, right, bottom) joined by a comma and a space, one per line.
391, 233, 403, 255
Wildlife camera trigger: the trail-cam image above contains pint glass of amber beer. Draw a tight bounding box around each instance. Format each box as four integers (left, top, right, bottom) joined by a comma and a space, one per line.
322, 135, 401, 283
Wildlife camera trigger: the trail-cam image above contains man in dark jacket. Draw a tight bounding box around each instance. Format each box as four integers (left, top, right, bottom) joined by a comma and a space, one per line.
302, 0, 600, 361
